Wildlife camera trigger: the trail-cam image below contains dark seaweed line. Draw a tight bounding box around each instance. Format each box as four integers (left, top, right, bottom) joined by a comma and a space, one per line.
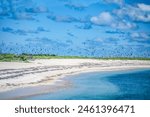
1, 62, 148, 80
0, 68, 65, 80
0, 65, 83, 80
0, 66, 63, 75
0, 65, 70, 74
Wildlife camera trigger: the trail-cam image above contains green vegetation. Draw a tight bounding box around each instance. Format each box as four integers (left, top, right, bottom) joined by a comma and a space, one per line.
0, 54, 28, 62
32, 55, 89, 59
0, 53, 150, 62
0, 53, 88, 62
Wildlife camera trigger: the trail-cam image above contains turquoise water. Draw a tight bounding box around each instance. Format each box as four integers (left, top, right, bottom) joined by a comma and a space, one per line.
26, 69, 150, 100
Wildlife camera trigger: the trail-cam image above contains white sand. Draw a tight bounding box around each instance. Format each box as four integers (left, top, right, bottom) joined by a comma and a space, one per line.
0, 59, 150, 92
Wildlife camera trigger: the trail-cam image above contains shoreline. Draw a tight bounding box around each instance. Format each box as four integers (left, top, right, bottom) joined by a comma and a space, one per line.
0, 59, 150, 98
0, 67, 150, 100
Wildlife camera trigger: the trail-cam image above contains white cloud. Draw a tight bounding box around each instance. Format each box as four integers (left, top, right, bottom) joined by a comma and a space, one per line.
64, 3, 86, 11
26, 6, 49, 13
131, 32, 150, 39
90, 12, 113, 25
90, 12, 136, 29
111, 20, 136, 29
138, 3, 150, 11
114, 4, 150, 22
103, 0, 124, 5
13, 12, 34, 20
0, 0, 48, 20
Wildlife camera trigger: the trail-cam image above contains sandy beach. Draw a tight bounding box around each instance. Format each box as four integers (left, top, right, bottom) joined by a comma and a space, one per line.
0, 59, 150, 94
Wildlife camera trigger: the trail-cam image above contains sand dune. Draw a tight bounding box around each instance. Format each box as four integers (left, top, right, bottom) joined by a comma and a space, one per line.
0, 59, 150, 93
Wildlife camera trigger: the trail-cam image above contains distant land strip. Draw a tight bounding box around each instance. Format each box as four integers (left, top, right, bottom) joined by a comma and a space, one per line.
0, 53, 150, 62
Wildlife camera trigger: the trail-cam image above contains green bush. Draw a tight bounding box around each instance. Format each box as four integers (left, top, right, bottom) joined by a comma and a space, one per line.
19, 55, 27, 61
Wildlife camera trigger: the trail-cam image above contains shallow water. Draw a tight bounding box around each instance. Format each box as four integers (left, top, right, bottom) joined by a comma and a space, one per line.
25, 69, 150, 100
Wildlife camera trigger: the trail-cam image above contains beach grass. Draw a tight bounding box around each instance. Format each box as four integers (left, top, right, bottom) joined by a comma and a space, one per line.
0, 54, 28, 62
0, 53, 150, 62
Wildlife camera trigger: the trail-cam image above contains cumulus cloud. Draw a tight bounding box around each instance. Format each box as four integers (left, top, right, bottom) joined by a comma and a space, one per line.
130, 32, 150, 39
75, 23, 92, 30
0, 0, 48, 20
47, 13, 90, 24
1, 27, 49, 35
138, 3, 150, 11
47, 14, 78, 23
111, 20, 136, 29
114, 4, 150, 22
91, 12, 113, 25
90, 12, 136, 29
64, 3, 86, 11
103, 0, 124, 5
13, 13, 34, 20
25, 6, 49, 13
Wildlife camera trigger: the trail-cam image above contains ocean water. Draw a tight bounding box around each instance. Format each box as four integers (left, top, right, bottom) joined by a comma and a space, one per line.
26, 69, 150, 100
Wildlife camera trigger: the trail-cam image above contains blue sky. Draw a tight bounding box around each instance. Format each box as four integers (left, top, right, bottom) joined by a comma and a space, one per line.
0, 0, 150, 57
